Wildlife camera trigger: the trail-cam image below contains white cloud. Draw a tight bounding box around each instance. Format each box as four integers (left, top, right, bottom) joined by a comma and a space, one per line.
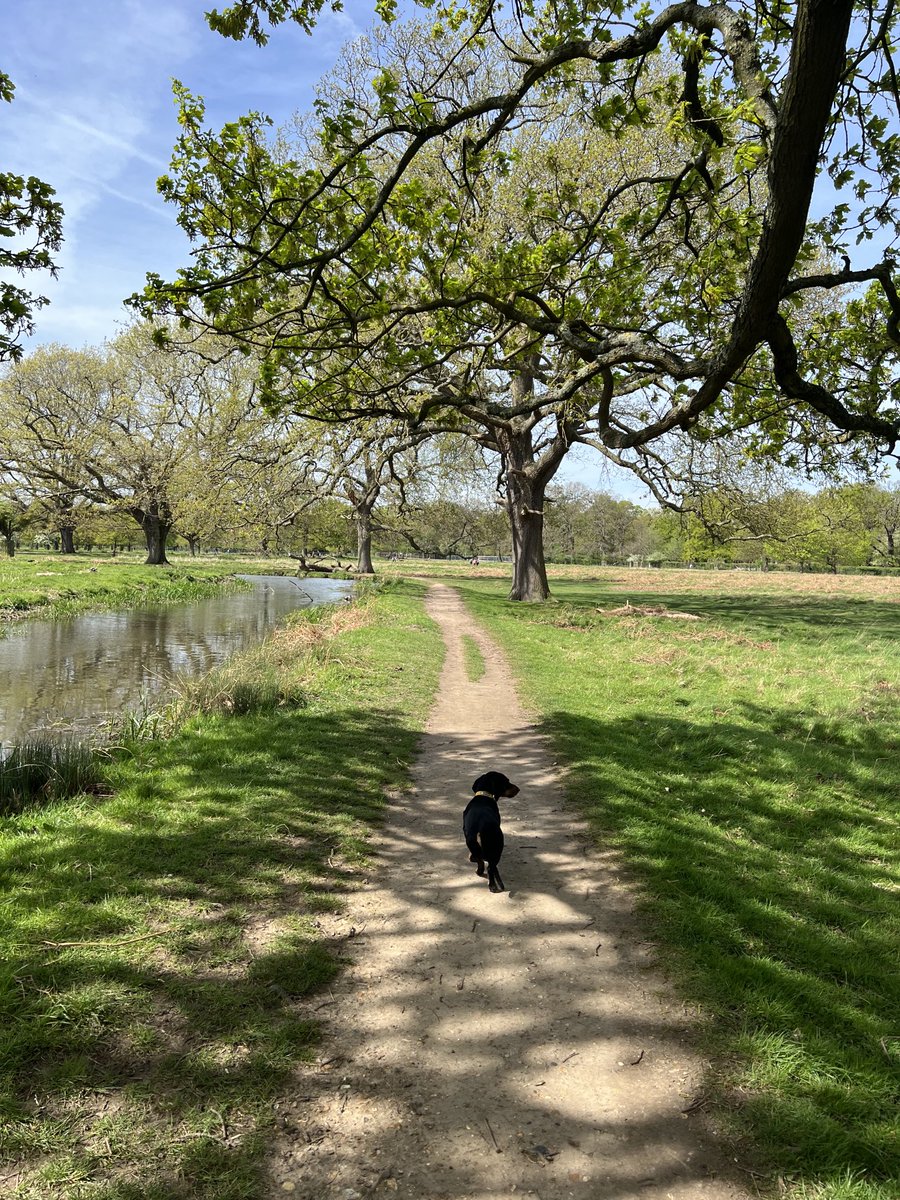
55, 112, 169, 172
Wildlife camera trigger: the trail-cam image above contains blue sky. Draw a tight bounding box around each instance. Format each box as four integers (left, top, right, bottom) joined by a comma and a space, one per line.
4, 0, 636, 496
4, 0, 369, 348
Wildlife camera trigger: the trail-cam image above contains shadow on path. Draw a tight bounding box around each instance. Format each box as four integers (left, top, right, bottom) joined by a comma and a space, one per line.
267, 585, 751, 1200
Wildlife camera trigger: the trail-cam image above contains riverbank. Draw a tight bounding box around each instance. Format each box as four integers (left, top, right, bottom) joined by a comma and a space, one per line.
0, 554, 250, 625
0, 580, 444, 1198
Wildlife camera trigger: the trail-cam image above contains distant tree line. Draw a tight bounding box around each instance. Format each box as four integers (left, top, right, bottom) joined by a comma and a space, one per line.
2, 324, 897, 573
373, 482, 900, 573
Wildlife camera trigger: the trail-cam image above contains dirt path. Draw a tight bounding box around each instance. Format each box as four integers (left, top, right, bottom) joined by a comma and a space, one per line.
270, 584, 753, 1199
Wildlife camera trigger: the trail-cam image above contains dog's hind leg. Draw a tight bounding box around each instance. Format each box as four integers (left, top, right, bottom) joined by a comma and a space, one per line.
481, 825, 505, 892
465, 836, 486, 877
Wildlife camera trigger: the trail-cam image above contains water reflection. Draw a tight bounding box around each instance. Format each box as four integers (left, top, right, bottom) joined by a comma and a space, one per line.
0, 575, 353, 746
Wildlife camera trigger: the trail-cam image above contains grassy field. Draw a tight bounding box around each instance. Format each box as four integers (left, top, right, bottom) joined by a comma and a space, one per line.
0, 581, 444, 1199
446, 566, 899, 1200
1, 558, 897, 1198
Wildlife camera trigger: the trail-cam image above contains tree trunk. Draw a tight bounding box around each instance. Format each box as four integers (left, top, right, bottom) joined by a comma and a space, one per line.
3, 535, 14, 558
499, 420, 551, 602
60, 526, 76, 554
507, 476, 550, 601
496, 369, 576, 602
356, 503, 375, 574
132, 506, 172, 565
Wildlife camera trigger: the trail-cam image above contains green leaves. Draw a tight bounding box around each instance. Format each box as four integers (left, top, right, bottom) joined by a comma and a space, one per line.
206, 0, 338, 43
127, 2, 900, 500
0, 75, 64, 362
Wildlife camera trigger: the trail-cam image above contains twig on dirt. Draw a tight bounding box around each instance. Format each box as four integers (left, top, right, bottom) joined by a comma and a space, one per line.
594, 942, 603, 955
629, 1050, 645, 1066
582, 918, 595, 928
471, 919, 479, 932
485, 1117, 502, 1153
736, 1164, 768, 1180
681, 1095, 707, 1113
559, 1051, 579, 1065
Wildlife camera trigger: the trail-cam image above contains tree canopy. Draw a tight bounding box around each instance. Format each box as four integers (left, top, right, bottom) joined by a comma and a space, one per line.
0, 326, 310, 564
137, 3, 900, 434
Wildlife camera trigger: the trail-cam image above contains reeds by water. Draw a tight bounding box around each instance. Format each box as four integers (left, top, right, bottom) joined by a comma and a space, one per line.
0, 740, 106, 815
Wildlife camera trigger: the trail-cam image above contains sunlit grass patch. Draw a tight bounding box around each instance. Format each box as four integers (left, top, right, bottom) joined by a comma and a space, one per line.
0, 555, 246, 625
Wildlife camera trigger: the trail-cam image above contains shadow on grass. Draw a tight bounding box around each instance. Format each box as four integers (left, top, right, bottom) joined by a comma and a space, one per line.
545, 700, 898, 1192
0, 703, 420, 1198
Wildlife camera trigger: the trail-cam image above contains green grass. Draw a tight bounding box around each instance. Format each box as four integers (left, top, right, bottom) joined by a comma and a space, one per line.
461, 633, 486, 681
0, 554, 248, 624
4, 558, 897, 1199
0, 580, 444, 1199
450, 572, 899, 1200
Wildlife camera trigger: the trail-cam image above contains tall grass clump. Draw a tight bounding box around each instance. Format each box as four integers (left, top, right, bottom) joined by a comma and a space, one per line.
170, 601, 365, 720
0, 740, 105, 815
104, 601, 367, 750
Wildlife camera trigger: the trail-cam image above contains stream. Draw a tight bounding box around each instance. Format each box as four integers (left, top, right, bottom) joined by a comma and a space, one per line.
0, 574, 354, 746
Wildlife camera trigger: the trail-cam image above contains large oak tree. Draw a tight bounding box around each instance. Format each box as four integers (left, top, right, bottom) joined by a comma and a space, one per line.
136, 1, 900, 597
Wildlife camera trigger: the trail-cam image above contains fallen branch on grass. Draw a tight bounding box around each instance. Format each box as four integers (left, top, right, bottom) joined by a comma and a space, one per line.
29, 932, 160, 950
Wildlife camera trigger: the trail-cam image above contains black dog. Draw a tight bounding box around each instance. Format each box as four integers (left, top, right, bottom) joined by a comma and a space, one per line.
463, 771, 520, 893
